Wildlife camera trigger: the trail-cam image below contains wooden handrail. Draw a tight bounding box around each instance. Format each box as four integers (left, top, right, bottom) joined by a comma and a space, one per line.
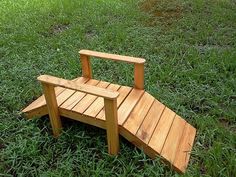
37, 75, 119, 100
79, 50, 146, 64
79, 50, 145, 89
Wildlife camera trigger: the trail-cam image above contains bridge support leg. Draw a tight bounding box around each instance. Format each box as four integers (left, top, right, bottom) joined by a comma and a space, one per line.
104, 98, 119, 155
42, 83, 62, 137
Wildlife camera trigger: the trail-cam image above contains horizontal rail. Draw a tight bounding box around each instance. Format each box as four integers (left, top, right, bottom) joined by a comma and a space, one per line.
37, 75, 119, 99
79, 50, 146, 64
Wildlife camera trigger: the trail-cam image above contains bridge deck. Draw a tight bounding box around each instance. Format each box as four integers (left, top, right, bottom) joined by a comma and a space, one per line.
22, 76, 196, 173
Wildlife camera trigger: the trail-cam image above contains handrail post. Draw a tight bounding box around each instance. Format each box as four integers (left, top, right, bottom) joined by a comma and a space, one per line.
41, 83, 62, 137
134, 63, 144, 89
104, 98, 119, 155
80, 54, 92, 78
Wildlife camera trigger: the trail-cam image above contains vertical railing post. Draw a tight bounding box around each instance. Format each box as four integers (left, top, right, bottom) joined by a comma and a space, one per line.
134, 63, 144, 90
41, 83, 62, 137
104, 98, 119, 155
80, 54, 92, 78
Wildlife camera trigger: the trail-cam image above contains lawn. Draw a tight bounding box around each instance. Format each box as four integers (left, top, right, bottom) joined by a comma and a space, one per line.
0, 0, 235, 176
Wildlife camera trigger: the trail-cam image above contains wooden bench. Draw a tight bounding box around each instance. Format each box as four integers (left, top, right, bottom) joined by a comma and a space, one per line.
22, 50, 196, 173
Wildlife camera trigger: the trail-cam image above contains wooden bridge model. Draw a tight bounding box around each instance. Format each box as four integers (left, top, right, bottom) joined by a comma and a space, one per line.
22, 50, 196, 173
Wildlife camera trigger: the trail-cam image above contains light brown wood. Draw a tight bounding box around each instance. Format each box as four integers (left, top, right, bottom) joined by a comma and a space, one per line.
117, 89, 144, 125
37, 75, 119, 99
23, 75, 197, 173
123, 92, 155, 134
104, 98, 119, 155
22, 87, 64, 115
136, 100, 165, 144
56, 77, 89, 106
41, 83, 62, 137
79, 50, 145, 64
148, 107, 175, 153
22, 77, 84, 117
96, 85, 132, 120
80, 54, 92, 78
60, 79, 99, 110
161, 115, 186, 164
173, 123, 196, 173
134, 63, 144, 89
72, 81, 110, 113
84, 84, 120, 117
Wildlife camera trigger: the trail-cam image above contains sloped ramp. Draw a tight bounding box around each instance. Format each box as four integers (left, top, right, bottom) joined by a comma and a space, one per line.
22, 76, 196, 173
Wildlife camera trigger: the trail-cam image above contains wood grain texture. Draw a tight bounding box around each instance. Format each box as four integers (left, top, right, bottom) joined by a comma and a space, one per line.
123, 92, 154, 134
79, 50, 145, 64
173, 123, 196, 173
96, 85, 132, 120
148, 107, 175, 153
104, 98, 119, 155
80, 54, 92, 78
117, 89, 144, 125
134, 63, 144, 89
84, 83, 120, 117
72, 81, 110, 113
41, 83, 62, 137
136, 100, 165, 144
23, 75, 197, 173
161, 115, 186, 164
37, 75, 119, 99
60, 79, 99, 110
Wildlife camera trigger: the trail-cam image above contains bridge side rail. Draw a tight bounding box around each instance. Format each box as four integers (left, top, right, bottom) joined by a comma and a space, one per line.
79, 49, 146, 90
37, 74, 120, 155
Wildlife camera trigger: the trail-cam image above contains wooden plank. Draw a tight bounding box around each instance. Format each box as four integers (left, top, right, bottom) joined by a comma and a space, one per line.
72, 81, 110, 113
161, 115, 186, 164
148, 107, 175, 154
80, 54, 92, 78
41, 83, 62, 137
22, 77, 81, 114
56, 77, 89, 106
134, 63, 144, 89
173, 123, 196, 173
37, 75, 119, 99
123, 92, 155, 134
96, 86, 132, 120
79, 50, 145, 64
84, 83, 120, 117
104, 98, 119, 155
136, 100, 165, 144
60, 79, 99, 110
22, 87, 64, 113
117, 89, 144, 125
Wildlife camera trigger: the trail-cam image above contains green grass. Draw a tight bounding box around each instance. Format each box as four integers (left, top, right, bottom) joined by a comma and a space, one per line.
0, 0, 236, 176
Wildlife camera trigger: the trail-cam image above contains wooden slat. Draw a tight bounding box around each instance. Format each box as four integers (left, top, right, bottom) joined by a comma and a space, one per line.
117, 89, 144, 125
84, 84, 120, 117
22, 87, 64, 113
123, 92, 155, 134
136, 100, 165, 144
173, 123, 196, 173
22, 77, 81, 115
56, 77, 89, 106
37, 75, 119, 99
96, 86, 132, 120
79, 50, 145, 64
60, 79, 99, 110
161, 115, 186, 163
72, 81, 110, 113
148, 107, 175, 154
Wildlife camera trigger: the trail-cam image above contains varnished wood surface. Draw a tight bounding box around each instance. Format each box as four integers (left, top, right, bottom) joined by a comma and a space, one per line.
22, 77, 196, 174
